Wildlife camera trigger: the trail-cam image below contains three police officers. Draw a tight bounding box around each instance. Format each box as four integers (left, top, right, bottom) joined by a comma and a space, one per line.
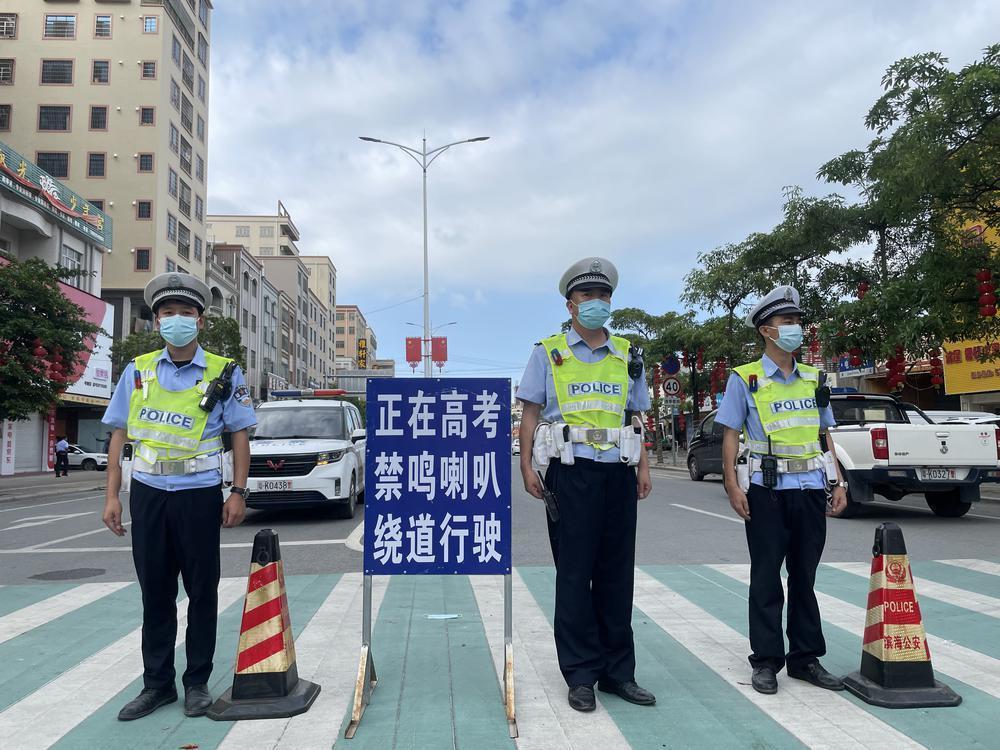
716, 285, 847, 695
518, 257, 656, 712
101, 272, 257, 720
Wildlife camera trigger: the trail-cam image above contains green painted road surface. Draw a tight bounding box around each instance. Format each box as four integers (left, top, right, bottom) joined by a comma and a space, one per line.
1, 559, 999, 749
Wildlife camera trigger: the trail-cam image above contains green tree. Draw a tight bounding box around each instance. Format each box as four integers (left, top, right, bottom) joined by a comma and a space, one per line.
111, 315, 246, 374
0, 258, 102, 422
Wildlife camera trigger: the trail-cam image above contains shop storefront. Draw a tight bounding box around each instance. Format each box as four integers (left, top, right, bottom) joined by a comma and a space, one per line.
942, 339, 1000, 413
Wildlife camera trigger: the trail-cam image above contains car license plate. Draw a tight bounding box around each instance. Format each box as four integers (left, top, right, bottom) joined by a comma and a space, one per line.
918, 468, 958, 481
256, 479, 292, 491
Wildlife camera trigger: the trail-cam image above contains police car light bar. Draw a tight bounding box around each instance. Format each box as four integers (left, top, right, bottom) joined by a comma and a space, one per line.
271, 389, 347, 398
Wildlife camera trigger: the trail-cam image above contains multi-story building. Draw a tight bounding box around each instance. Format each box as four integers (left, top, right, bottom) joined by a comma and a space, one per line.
0, 0, 214, 342
259, 275, 287, 396
335, 304, 375, 369
207, 201, 300, 257
300, 254, 337, 377
211, 243, 263, 398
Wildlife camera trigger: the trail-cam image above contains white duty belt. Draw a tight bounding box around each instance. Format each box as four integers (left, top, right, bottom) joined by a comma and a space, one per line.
134, 452, 227, 476
749, 455, 825, 474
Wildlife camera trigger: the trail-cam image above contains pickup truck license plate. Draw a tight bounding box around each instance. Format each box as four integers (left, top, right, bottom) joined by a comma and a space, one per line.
917, 468, 958, 481
256, 479, 292, 491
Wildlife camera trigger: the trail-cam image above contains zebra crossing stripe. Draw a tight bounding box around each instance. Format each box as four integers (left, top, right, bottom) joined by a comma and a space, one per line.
217, 574, 390, 750
0, 581, 130, 646
0, 578, 246, 747
939, 559, 1000, 578
827, 562, 1000, 621
710, 564, 1000, 701
633, 569, 926, 750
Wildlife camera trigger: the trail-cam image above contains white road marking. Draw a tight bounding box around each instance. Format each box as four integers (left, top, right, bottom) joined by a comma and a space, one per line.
864, 502, 1000, 521
469, 572, 628, 750
0, 495, 105, 514
23, 522, 133, 550
217, 573, 389, 750
939, 559, 1000, 577
1, 512, 94, 532
0, 581, 131, 646
671, 503, 743, 524
634, 569, 926, 750
345, 519, 365, 552
827, 561, 1000, 620
710, 564, 1000, 701
0, 578, 246, 747
0, 537, 352, 554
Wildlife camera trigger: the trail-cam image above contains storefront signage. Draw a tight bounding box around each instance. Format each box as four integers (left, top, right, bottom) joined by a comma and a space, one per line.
942, 339, 1000, 395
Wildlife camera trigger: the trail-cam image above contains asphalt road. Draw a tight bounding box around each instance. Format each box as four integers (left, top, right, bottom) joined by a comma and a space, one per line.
1, 460, 997, 585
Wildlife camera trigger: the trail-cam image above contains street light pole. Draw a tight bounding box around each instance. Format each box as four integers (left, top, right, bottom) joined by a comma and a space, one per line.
360, 134, 489, 377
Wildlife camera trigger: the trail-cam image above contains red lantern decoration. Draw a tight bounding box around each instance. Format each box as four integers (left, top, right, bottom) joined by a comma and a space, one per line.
929, 357, 942, 368
682, 350, 689, 368
931, 375, 943, 386
928, 347, 940, 358
981, 305, 997, 318
981, 293, 998, 307
696, 348, 704, 371
979, 282, 996, 295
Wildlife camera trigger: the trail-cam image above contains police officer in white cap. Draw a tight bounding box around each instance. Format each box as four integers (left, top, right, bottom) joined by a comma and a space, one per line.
715, 285, 847, 695
101, 272, 257, 720
517, 257, 655, 712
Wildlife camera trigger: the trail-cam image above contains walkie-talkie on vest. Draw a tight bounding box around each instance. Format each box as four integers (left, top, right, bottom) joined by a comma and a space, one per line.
760, 436, 779, 488
199, 360, 237, 412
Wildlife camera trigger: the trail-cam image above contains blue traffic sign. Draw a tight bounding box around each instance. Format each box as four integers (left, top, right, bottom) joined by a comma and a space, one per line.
364, 378, 512, 576
662, 355, 680, 375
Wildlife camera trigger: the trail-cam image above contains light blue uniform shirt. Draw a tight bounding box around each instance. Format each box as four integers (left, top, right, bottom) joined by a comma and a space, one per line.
715, 354, 835, 490
102, 346, 257, 491
517, 327, 651, 463
55, 439, 69, 452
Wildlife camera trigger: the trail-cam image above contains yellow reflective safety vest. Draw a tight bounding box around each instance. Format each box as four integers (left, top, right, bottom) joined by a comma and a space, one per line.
541, 332, 631, 450
126, 349, 231, 464
733, 359, 822, 459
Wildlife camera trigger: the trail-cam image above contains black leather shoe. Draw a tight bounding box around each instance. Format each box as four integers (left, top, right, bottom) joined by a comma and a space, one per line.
751, 666, 778, 694
117, 687, 178, 721
597, 680, 656, 706
787, 661, 845, 691
568, 685, 596, 712
184, 684, 213, 717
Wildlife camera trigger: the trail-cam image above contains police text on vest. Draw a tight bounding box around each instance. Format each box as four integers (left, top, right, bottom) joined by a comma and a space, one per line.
568, 382, 623, 397
138, 407, 195, 430
770, 398, 816, 414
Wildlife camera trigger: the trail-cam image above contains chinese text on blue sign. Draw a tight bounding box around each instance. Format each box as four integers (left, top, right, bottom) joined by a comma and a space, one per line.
364, 378, 512, 575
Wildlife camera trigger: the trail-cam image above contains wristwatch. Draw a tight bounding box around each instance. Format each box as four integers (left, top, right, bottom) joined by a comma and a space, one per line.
230, 485, 250, 499
832, 481, 848, 490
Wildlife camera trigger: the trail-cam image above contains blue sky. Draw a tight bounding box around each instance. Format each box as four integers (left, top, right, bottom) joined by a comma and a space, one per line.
206, 0, 1000, 383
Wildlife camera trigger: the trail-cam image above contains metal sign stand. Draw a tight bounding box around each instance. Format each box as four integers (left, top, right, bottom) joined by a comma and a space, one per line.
345, 572, 518, 739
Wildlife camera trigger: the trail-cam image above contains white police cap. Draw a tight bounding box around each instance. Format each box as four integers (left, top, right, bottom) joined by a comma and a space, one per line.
745, 285, 803, 328
559, 257, 619, 298
144, 271, 210, 314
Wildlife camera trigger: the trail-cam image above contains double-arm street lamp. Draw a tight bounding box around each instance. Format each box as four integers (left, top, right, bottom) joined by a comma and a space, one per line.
359, 135, 489, 376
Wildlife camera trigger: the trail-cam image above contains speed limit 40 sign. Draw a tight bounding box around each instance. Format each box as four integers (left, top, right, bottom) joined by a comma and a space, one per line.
663, 377, 681, 397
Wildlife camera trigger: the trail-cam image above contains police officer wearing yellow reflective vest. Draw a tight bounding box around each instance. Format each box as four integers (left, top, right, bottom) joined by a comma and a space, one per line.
101, 272, 256, 720
717, 285, 847, 695
518, 257, 655, 713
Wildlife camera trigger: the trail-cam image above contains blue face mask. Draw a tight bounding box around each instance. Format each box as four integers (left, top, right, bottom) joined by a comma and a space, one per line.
575, 299, 612, 330
768, 323, 803, 353
158, 314, 199, 347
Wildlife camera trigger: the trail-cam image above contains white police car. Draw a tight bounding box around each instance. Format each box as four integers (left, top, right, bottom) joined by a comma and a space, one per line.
247, 390, 366, 518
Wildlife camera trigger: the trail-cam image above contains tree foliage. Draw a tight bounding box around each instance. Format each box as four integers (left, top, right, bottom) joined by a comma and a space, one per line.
111, 315, 247, 374
0, 258, 102, 422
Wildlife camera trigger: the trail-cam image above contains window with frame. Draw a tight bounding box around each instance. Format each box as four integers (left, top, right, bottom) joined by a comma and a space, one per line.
141, 61, 156, 80
242, 272, 249, 291
166, 258, 176, 272
168, 168, 178, 197
199, 0, 209, 26
0, 13, 16, 39
172, 35, 181, 64
242, 309, 249, 327
169, 123, 179, 153
194, 195, 203, 222
134, 247, 151, 271
88, 199, 104, 211
94, 15, 111, 38
41, 60, 73, 85
235, 225, 250, 238
259, 246, 274, 255
197, 75, 206, 102
196, 115, 205, 142
139, 106, 155, 126
44, 15, 76, 39
179, 180, 191, 217
92, 60, 109, 84
143, 16, 158, 34
60, 244, 83, 285
89, 105, 107, 130
38, 105, 71, 131
197, 33, 209, 66
170, 79, 180, 110
194, 236, 202, 262
136, 200, 152, 220
87, 152, 105, 178
181, 95, 193, 133
0, 60, 12, 85
252, 279, 258, 297
0, 104, 10, 131
177, 223, 190, 259
167, 213, 177, 242
195, 155, 204, 182
181, 52, 194, 92
179, 137, 192, 175
138, 153, 154, 172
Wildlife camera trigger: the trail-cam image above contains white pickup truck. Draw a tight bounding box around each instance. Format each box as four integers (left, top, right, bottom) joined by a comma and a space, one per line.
829, 393, 1000, 517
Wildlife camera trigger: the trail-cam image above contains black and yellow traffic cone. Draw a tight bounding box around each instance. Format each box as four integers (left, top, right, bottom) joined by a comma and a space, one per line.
208, 529, 320, 721
842, 522, 961, 708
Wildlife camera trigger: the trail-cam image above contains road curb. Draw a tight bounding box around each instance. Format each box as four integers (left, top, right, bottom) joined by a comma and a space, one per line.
0, 484, 106, 504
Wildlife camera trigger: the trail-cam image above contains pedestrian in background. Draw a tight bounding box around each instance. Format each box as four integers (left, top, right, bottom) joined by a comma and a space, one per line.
54, 436, 69, 477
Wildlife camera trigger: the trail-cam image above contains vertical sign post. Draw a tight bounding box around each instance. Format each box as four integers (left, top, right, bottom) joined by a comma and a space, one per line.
347, 377, 515, 739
